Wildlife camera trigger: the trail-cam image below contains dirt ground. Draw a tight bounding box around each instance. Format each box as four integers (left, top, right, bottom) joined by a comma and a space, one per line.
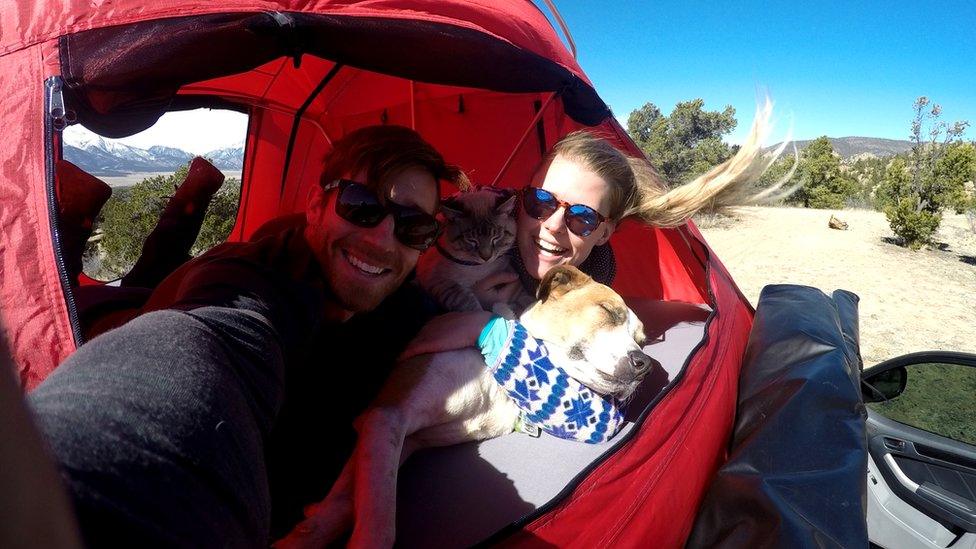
696, 206, 976, 368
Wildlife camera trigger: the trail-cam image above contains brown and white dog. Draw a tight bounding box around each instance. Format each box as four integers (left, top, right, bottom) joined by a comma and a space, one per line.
277, 265, 655, 548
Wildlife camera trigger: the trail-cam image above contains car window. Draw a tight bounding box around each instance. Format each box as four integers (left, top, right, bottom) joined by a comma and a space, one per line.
866, 362, 976, 446
63, 109, 247, 281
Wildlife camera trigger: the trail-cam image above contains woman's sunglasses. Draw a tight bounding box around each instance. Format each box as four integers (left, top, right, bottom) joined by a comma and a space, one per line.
324, 179, 440, 251
521, 186, 608, 237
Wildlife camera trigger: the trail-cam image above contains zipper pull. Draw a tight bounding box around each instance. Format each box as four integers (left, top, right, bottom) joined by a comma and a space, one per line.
47, 76, 76, 131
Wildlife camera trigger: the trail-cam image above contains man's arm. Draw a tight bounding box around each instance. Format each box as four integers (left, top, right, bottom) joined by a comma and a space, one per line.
397, 310, 494, 361
153, 254, 328, 353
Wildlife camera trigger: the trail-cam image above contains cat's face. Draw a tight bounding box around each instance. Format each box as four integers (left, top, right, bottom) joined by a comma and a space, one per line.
440, 188, 518, 264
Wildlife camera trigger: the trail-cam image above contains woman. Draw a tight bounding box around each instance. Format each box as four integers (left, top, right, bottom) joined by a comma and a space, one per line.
406, 100, 788, 356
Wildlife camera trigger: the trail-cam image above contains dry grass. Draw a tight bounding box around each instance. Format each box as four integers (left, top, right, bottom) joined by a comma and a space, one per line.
697, 206, 976, 367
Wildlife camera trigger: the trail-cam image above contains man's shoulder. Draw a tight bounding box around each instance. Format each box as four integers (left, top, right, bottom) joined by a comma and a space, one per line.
142, 216, 317, 312
249, 213, 306, 243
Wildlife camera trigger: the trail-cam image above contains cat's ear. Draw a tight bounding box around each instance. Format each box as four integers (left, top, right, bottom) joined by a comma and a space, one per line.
497, 190, 518, 216
440, 196, 465, 219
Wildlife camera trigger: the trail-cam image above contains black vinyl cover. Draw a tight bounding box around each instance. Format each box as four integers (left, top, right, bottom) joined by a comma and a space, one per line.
687, 284, 868, 548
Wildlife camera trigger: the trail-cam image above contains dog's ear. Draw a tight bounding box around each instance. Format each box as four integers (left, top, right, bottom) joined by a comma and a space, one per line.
536, 265, 592, 302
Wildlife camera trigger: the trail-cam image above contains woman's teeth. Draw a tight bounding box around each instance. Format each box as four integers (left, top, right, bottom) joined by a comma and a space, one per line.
535, 238, 567, 255
346, 252, 387, 275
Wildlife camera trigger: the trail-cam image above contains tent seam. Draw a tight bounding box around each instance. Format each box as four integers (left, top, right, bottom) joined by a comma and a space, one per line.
600, 272, 737, 545
525, 296, 733, 540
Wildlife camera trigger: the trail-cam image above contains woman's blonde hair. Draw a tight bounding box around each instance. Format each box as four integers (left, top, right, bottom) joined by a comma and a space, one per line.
549, 100, 793, 228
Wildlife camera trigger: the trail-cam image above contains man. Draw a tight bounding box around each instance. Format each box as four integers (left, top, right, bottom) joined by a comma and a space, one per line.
28, 125, 465, 547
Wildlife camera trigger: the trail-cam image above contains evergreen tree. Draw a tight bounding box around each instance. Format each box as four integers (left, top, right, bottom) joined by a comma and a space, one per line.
626, 99, 737, 184
884, 97, 970, 249
789, 136, 859, 209
934, 142, 976, 213
87, 161, 240, 280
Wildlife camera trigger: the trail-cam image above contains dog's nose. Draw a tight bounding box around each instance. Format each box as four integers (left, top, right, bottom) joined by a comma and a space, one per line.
628, 350, 654, 375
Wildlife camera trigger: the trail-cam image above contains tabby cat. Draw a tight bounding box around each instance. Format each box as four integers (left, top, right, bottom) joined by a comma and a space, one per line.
416, 187, 521, 312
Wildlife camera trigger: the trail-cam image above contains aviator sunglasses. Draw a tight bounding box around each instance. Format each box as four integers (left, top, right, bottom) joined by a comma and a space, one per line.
521, 186, 608, 237
324, 179, 440, 251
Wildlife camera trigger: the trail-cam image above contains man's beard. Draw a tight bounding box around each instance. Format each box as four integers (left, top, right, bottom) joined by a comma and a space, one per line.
321, 235, 408, 313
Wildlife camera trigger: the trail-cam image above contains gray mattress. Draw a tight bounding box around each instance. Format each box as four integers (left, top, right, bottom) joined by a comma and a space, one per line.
395, 301, 711, 547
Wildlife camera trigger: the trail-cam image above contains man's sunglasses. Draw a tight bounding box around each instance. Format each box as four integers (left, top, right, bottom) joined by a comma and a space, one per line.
324, 179, 440, 251
521, 186, 608, 237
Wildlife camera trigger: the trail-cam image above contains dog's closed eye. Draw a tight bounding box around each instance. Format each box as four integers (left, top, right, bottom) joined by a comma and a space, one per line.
598, 303, 628, 326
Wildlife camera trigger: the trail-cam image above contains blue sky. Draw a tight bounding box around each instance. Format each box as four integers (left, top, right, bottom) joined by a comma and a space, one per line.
549, 1, 976, 143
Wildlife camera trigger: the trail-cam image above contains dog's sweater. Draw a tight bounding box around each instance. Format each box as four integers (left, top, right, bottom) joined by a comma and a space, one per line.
478, 316, 625, 444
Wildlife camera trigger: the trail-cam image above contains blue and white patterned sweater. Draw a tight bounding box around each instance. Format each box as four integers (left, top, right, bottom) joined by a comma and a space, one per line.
477, 316, 625, 444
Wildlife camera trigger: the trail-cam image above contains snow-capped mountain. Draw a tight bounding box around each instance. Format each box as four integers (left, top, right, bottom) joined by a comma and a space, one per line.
203, 142, 246, 171
63, 130, 244, 176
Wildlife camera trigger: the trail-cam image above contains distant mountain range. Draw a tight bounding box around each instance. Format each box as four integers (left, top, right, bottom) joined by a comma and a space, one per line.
767, 136, 914, 159
63, 133, 912, 177
63, 133, 243, 176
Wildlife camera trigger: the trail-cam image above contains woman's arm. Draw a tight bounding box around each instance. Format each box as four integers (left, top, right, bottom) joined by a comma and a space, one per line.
471, 271, 522, 307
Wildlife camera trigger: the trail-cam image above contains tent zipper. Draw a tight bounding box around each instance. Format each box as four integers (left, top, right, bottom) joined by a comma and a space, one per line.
44, 75, 83, 347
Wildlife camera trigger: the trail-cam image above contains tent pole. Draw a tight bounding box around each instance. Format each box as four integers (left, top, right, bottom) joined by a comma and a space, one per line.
409, 80, 416, 130
491, 91, 558, 187
279, 63, 343, 200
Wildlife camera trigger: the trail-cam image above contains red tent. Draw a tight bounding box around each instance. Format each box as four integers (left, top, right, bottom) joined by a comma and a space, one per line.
0, 1, 754, 546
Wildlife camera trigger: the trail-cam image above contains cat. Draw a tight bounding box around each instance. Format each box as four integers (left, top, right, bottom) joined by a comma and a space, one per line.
416, 187, 522, 312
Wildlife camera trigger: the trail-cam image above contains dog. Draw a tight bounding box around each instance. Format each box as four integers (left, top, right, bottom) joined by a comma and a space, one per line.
276, 265, 656, 548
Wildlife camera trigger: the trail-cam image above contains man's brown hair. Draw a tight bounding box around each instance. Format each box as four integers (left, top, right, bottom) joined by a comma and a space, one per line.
319, 125, 469, 196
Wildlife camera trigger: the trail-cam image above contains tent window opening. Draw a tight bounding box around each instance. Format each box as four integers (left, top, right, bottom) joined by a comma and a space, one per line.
59, 109, 248, 283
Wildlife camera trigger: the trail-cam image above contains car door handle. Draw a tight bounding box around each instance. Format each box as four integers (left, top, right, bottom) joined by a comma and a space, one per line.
883, 437, 906, 452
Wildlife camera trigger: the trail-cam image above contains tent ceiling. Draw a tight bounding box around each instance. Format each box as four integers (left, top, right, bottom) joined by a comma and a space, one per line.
60, 11, 609, 137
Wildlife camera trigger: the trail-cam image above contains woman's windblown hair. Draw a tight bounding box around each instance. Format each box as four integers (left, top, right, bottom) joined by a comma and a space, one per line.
551, 99, 796, 228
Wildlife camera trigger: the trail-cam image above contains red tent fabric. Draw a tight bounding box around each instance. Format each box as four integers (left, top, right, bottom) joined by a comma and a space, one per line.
0, 1, 754, 545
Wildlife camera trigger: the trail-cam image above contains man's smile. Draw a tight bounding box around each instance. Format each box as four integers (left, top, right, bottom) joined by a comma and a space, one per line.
342, 249, 392, 277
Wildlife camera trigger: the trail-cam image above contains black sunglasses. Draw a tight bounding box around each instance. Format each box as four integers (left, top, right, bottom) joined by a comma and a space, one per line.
324, 179, 440, 251
521, 186, 608, 237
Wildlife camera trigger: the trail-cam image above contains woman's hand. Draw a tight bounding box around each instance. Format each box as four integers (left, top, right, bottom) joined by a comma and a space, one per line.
471, 271, 521, 306
398, 310, 493, 362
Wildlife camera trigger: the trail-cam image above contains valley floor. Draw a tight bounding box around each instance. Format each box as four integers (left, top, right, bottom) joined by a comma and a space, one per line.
697, 206, 976, 368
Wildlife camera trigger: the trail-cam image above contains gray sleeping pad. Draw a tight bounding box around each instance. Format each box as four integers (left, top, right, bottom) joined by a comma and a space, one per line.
395, 301, 711, 547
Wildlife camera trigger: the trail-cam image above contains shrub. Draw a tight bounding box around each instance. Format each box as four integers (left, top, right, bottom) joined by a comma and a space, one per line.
884, 198, 942, 250
86, 161, 240, 280
787, 137, 860, 209
884, 97, 970, 249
